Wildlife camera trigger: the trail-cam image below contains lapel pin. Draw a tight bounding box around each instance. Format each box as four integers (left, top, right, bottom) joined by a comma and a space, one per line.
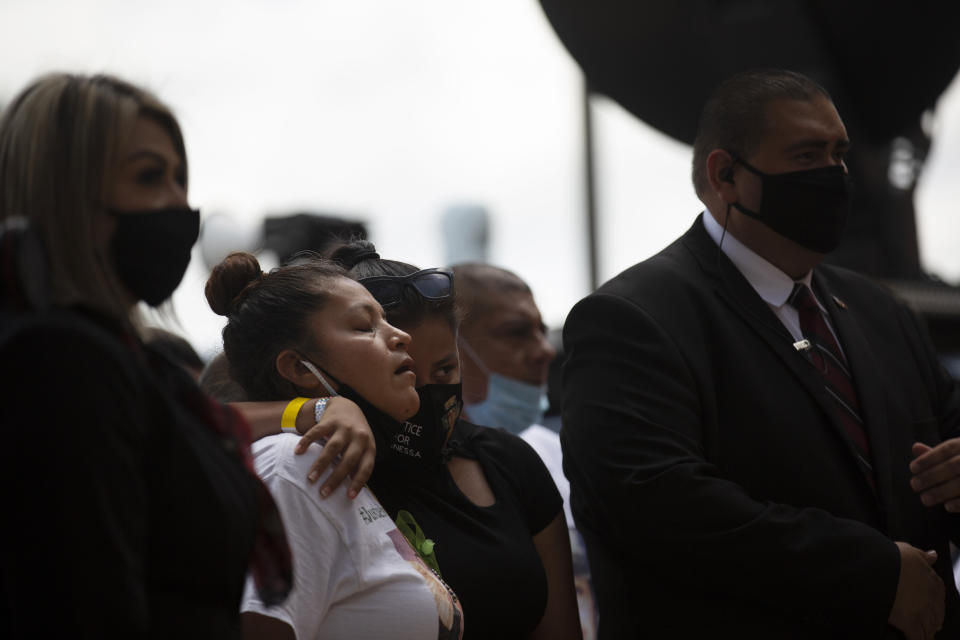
793, 339, 812, 352
832, 295, 847, 310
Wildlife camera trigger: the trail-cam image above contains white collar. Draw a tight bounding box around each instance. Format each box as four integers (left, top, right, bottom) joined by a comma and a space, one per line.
702, 209, 811, 308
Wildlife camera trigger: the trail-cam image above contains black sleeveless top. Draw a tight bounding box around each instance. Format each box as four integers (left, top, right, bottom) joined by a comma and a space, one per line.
369, 419, 562, 640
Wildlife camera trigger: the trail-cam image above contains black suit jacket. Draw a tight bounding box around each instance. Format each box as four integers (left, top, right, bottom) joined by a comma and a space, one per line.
561, 215, 960, 638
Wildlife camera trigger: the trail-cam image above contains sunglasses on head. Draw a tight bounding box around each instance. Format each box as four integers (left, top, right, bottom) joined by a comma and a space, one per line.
359, 268, 454, 308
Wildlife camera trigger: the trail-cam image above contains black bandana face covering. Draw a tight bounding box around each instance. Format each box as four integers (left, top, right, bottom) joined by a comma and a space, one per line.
108, 206, 200, 305
729, 157, 852, 254
404, 382, 462, 462
340, 383, 463, 473
300, 360, 463, 471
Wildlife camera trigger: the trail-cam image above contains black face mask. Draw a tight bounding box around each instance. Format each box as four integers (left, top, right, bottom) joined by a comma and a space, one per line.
339, 383, 463, 473
729, 158, 852, 254
107, 206, 200, 306
407, 382, 462, 461
299, 359, 463, 472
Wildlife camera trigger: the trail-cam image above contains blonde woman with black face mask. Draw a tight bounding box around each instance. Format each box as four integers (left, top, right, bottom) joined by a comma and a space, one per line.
0, 73, 292, 637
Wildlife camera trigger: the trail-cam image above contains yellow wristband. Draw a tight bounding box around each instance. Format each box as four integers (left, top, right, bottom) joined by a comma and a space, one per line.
281, 397, 311, 433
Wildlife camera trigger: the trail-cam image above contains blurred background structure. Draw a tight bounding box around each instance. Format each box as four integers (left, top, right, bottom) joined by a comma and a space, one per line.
3, 0, 960, 361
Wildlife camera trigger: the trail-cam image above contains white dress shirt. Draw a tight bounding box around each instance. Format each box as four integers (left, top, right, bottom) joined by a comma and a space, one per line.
702, 209, 841, 348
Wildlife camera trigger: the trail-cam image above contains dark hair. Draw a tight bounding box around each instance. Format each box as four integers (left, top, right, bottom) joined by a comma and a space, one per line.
205, 251, 346, 401
198, 351, 248, 403
691, 69, 832, 197
142, 327, 204, 373
450, 262, 531, 330
327, 240, 457, 332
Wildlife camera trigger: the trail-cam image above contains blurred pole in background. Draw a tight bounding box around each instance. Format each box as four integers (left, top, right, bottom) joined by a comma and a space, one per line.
583, 80, 599, 292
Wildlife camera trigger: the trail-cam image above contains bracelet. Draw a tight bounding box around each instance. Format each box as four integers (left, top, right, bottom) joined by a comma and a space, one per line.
281, 397, 310, 434
315, 397, 329, 424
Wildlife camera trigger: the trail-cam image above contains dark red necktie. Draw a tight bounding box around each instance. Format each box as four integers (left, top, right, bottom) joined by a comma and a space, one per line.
790, 283, 874, 485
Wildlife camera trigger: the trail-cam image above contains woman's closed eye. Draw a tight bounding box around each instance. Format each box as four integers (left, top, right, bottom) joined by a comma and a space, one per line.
346, 302, 384, 335
354, 313, 382, 334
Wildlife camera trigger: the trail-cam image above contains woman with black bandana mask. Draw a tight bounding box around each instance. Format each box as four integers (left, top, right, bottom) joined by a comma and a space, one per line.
328, 241, 582, 640
207, 252, 464, 640
0, 73, 292, 636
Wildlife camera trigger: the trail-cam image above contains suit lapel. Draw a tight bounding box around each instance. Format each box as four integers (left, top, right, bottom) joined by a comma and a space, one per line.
712, 252, 855, 444
682, 217, 880, 503
684, 219, 847, 422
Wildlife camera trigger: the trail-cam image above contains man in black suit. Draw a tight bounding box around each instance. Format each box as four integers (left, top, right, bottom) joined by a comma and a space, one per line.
561, 69, 960, 639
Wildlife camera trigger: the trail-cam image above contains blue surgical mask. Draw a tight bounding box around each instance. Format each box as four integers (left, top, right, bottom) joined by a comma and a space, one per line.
460, 339, 548, 434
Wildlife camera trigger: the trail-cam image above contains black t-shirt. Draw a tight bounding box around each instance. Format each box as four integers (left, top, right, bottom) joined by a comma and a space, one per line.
368, 419, 562, 640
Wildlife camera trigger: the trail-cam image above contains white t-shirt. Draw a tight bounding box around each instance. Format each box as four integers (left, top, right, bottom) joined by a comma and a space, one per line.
241, 434, 463, 640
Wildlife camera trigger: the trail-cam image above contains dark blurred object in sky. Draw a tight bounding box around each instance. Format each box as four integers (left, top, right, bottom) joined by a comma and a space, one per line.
538, 0, 960, 150
538, 0, 960, 281
262, 212, 367, 265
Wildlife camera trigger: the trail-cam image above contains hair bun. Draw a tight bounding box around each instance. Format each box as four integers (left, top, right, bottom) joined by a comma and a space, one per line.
205, 251, 264, 316
327, 240, 380, 270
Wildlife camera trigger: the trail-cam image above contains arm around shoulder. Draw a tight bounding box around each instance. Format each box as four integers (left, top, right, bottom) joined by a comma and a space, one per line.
232, 396, 376, 498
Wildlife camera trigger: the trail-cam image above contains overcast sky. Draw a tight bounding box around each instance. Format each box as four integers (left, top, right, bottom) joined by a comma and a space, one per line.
2, 0, 959, 357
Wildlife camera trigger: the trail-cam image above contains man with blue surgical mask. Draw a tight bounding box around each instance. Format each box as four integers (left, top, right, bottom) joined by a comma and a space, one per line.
452, 263, 555, 433
452, 262, 599, 640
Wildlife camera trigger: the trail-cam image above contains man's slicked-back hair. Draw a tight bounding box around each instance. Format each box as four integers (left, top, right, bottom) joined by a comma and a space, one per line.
691, 69, 832, 198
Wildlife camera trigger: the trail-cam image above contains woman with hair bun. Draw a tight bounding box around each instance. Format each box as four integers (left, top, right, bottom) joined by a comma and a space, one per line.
206, 251, 464, 640
325, 241, 582, 640
0, 73, 291, 636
